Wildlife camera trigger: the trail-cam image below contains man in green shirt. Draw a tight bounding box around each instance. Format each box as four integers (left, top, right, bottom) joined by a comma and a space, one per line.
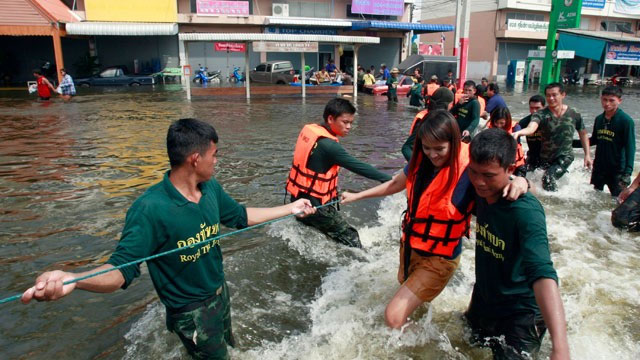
21, 118, 316, 359
518, 94, 546, 171
386, 67, 400, 102
451, 80, 481, 141
466, 129, 570, 360
287, 98, 392, 248
407, 76, 424, 107
590, 86, 636, 196
514, 82, 592, 191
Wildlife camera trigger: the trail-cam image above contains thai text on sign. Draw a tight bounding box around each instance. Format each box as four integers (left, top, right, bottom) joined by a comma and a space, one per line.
197, 0, 249, 16
215, 42, 246, 52
252, 41, 319, 53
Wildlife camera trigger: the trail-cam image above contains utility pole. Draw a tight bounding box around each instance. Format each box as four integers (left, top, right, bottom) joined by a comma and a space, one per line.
453, 0, 462, 57
458, 0, 471, 88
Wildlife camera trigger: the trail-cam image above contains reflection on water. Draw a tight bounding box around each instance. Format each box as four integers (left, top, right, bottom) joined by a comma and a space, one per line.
0, 85, 639, 359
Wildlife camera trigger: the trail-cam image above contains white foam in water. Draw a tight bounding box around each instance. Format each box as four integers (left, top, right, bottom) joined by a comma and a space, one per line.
124, 170, 639, 359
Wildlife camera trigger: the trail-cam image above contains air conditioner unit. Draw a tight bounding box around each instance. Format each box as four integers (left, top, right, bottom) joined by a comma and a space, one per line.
272, 3, 289, 17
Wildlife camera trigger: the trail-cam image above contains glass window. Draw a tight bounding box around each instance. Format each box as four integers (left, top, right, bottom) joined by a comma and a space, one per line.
100, 68, 117, 78
506, 12, 544, 24
255, 64, 266, 72
580, 18, 590, 30
266, 64, 272, 72
601, 20, 633, 33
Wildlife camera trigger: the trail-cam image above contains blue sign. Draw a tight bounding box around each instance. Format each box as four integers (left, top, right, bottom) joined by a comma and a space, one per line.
265, 27, 338, 36
605, 42, 640, 65
583, 0, 606, 8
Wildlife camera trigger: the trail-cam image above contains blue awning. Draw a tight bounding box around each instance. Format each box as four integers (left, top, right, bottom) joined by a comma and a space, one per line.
557, 32, 606, 61
349, 21, 454, 34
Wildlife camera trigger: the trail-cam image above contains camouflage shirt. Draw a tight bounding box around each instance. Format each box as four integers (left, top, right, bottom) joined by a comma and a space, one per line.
531, 106, 585, 164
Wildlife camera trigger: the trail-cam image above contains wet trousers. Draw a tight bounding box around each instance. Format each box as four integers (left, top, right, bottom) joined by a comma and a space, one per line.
295, 203, 362, 248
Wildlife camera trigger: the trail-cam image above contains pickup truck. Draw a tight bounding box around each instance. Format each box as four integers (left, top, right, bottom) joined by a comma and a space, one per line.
249, 61, 297, 84
74, 66, 156, 87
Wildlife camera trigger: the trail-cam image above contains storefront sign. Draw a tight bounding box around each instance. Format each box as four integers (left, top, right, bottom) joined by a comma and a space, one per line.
605, 42, 640, 65
556, 0, 583, 29
252, 41, 319, 53
582, 0, 606, 9
197, 1, 249, 16
528, 50, 546, 58
214, 42, 246, 52
265, 27, 337, 36
507, 19, 549, 32
351, 0, 404, 16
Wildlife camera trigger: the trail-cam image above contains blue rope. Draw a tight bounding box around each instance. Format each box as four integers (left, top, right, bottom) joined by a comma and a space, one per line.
0, 200, 338, 305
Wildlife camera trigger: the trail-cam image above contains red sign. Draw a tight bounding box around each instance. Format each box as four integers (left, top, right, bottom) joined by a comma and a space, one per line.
419, 43, 443, 56
197, 1, 249, 16
215, 42, 246, 52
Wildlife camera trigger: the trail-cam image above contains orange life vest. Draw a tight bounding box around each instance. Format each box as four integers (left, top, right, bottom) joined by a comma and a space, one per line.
409, 110, 429, 136
286, 124, 339, 204
425, 83, 440, 97
402, 142, 473, 258
486, 122, 526, 168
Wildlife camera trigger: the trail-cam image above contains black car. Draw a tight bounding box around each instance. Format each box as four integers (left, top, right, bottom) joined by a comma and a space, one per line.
75, 66, 156, 87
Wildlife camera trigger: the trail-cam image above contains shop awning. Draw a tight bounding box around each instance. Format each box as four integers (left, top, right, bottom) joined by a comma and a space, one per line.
65, 22, 178, 36
557, 31, 607, 61
265, 17, 352, 27
349, 21, 454, 34
179, 33, 380, 44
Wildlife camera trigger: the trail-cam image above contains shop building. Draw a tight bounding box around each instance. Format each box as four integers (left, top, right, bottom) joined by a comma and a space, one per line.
420, 0, 640, 81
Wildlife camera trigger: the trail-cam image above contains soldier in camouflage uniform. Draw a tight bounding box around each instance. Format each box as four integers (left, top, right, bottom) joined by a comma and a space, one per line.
513, 83, 592, 191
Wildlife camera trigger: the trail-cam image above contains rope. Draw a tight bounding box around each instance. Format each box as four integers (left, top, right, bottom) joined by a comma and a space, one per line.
0, 200, 339, 305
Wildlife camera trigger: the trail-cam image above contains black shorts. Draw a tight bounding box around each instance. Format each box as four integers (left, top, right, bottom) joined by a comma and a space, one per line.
465, 310, 547, 360
591, 171, 629, 197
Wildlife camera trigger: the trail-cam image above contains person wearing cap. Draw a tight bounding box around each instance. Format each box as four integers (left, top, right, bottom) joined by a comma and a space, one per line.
401, 87, 455, 161
386, 67, 400, 102
425, 75, 440, 100
451, 80, 481, 142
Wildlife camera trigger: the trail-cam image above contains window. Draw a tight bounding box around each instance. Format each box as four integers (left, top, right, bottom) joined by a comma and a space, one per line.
601, 20, 633, 33
505, 12, 545, 24
277, 1, 330, 18
346, 5, 398, 20
266, 64, 272, 72
100, 69, 117, 78
255, 64, 266, 72
580, 18, 590, 30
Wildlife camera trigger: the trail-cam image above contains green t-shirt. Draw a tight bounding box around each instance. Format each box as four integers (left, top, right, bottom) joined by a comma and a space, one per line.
451, 98, 480, 133
592, 108, 636, 176
107, 171, 248, 310
470, 193, 558, 318
294, 130, 391, 205
408, 83, 423, 107
531, 106, 585, 164
386, 76, 399, 96
518, 114, 543, 162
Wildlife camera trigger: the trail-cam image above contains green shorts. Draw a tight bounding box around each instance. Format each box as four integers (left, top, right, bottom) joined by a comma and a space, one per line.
165, 282, 235, 360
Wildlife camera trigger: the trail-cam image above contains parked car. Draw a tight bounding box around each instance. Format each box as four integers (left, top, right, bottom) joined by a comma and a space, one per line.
249, 61, 297, 84
371, 75, 414, 96
75, 66, 156, 87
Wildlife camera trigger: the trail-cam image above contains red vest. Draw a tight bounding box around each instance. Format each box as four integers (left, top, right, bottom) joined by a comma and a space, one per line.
425, 83, 440, 97
37, 76, 51, 98
486, 122, 526, 168
402, 142, 473, 257
409, 110, 429, 136
286, 124, 339, 204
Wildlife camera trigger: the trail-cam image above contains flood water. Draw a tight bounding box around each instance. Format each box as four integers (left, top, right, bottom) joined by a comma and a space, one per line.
0, 84, 639, 359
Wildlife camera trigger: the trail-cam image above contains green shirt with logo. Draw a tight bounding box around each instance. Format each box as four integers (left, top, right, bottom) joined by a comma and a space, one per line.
107, 171, 248, 310
592, 108, 636, 176
519, 114, 543, 163
470, 193, 558, 318
451, 98, 480, 133
531, 106, 585, 164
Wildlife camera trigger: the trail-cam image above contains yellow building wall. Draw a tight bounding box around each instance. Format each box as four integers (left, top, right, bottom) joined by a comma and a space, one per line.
85, 0, 177, 22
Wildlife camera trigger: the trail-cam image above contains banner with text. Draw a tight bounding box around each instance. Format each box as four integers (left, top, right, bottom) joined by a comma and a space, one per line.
507, 19, 549, 32
214, 42, 246, 52
197, 0, 249, 16
253, 42, 319, 53
582, 0, 606, 8
614, 0, 640, 15
351, 0, 404, 16
605, 42, 640, 65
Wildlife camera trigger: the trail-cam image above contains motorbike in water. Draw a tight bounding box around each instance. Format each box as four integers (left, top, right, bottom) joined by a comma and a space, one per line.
229, 66, 245, 83
193, 64, 222, 84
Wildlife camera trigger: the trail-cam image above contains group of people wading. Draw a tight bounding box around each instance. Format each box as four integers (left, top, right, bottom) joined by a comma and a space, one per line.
20, 82, 639, 359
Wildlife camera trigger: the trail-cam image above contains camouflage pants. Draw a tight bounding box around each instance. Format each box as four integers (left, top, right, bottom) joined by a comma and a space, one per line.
166, 283, 235, 360
540, 157, 573, 192
296, 203, 362, 248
